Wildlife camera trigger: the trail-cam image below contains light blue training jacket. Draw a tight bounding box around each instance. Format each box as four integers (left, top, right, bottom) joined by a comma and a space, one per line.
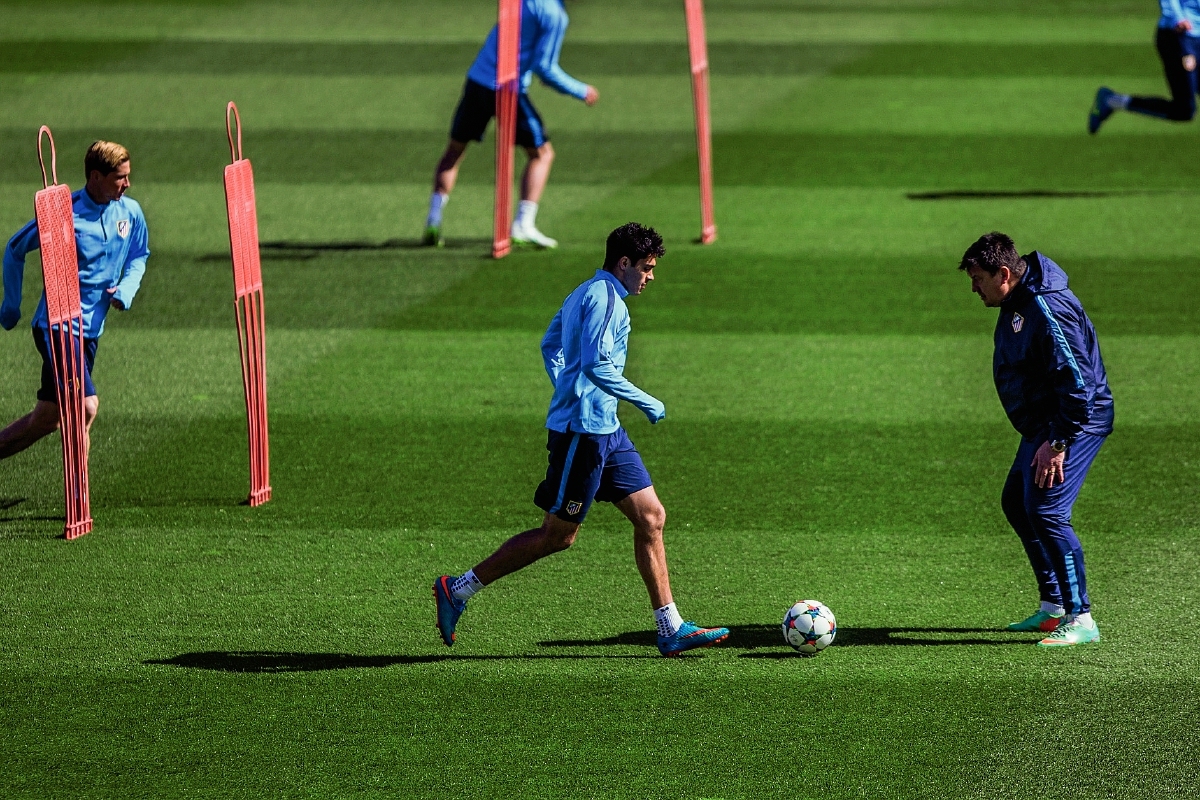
466, 0, 589, 100
1160, 0, 1200, 35
2, 188, 149, 338
541, 269, 665, 435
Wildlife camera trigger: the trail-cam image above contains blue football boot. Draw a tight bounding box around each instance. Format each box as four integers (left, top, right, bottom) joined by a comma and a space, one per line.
1089, 87, 1117, 134
657, 621, 730, 656
433, 575, 466, 646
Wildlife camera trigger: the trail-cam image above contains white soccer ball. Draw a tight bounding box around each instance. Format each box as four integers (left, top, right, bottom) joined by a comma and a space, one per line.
782, 600, 837, 655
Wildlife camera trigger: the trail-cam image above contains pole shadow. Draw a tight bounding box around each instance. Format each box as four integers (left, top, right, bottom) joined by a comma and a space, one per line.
906, 189, 1160, 201
0, 498, 27, 511
143, 650, 659, 673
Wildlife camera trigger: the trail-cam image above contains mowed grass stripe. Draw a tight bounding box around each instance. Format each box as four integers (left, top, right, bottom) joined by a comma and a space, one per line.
0, 41, 1168, 78
3, 128, 1196, 188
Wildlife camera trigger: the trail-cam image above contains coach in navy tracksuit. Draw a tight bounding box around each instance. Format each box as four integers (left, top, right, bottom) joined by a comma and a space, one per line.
960, 232, 1113, 648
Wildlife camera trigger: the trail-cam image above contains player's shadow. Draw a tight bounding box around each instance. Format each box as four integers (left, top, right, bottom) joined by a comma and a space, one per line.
906, 189, 1153, 201
540, 624, 1034, 654
143, 650, 658, 672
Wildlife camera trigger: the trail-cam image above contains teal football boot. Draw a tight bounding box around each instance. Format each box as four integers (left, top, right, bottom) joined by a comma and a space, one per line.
422, 225, 444, 247
433, 575, 466, 646
657, 621, 730, 656
1007, 610, 1064, 632
1088, 87, 1117, 134
1037, 618, 1100, 648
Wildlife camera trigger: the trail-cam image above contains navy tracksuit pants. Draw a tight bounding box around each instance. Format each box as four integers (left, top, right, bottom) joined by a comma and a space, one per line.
1001, 433, 1105, 616
1129, 27, 1200, 121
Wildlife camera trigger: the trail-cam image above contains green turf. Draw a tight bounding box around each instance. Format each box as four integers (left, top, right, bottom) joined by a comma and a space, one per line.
1, 1, 1198, 797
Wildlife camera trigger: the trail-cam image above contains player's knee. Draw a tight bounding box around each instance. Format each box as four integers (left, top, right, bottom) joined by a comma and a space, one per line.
636, 503, 666, 539
30, 404, 60, 435
535, 142, 554, 162
83, 396, 99, 425
540, 518, 578, 552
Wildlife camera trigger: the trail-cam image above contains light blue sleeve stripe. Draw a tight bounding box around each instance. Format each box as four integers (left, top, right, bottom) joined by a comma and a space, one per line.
550, 433, 581, 513
1035, 295, 1085, 390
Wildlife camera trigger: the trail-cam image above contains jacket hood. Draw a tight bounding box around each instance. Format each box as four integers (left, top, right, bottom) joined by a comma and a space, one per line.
1020, 251, 1069, 294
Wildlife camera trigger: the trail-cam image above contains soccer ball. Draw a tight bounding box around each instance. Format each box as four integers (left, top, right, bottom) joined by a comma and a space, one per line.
782, 600, 837, 655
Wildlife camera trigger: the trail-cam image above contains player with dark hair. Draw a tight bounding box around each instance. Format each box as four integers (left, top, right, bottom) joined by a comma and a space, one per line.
1089, 1, 1200, 132
959, 232, 1113, 647
0, 141, 148, 461
433, 223, 730, 656
422, 0, 599, 249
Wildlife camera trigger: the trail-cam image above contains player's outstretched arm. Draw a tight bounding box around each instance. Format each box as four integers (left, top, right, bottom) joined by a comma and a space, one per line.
530, 2, 590, 101
579, 289, 665, 423
1, 220, 39, 330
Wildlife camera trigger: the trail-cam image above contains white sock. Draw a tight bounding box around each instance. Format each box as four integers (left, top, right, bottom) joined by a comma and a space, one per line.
1074, 611, 1095, 627
515, 199, 538, 229
426, 192, 448, 228
1041, 601, 1066, 616
654, 602, 684, 637
450, 569, 483, 603
1109, 92, 1131, 110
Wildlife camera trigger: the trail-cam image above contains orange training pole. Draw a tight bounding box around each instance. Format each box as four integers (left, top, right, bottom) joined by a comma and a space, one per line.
493, 0, 521, 258
223, 102, 272, 507
685, 0, 717, 244
34, 126, 92, 538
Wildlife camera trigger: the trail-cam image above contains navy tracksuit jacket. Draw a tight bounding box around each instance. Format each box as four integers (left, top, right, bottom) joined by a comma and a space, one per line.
994, 253, 1113, 617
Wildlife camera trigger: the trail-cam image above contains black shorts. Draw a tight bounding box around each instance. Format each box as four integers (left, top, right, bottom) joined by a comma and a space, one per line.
34, 326, 98, 403
450, 79, 549, 149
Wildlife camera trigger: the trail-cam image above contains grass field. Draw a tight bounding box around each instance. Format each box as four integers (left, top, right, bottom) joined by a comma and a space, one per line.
1, 1, 1198, 797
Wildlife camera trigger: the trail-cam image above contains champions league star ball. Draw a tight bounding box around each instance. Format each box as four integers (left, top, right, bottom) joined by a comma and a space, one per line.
782, 600, 837, 655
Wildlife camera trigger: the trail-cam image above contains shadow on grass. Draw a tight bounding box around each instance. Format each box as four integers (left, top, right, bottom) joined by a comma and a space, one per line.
143, 650, 659, 672
196, 238, 493, 262
905, 189, 1162, 201
541, 624, 1033, 651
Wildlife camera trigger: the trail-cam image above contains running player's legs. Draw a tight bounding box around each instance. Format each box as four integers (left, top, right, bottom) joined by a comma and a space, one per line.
0, 329, 98, 460
426, 80, 495, 242
1129, 28, 1198, 120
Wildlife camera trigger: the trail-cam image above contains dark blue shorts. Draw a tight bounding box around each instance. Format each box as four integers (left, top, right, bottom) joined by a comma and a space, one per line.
534, 427, 653, 524
450, 79, 549, 149
34, 326, 97, 403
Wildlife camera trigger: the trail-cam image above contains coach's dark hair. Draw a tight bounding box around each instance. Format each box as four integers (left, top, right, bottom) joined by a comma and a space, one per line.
603, 222, 665, 271
959, 231, 1027, 278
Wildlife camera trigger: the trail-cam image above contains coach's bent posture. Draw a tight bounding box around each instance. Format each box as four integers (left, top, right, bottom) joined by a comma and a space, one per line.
422, 0, 598, 249
433, 223, 729, 656
0, 141, 148, 460
960, 233, 1112, 648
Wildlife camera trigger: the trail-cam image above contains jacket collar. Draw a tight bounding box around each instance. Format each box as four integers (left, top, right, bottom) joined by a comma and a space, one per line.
594, 268, 629, 298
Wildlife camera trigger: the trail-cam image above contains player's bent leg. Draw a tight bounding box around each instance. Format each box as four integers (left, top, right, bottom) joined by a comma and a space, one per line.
511, 143, 558, 249
1001, 465, 1064, 629
433, 514, 580, 647
0, 400, 61, 460
425, 140, 468, 246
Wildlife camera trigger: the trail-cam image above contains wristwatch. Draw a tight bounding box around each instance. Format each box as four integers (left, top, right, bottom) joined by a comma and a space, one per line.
1049, 439, 1067, 453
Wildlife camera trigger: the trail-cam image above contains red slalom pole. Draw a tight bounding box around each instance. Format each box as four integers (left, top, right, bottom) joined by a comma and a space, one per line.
685, 0, 717, 244
493, 0, 521, 258
34, 126, 92, 539
223, 102, 272, 507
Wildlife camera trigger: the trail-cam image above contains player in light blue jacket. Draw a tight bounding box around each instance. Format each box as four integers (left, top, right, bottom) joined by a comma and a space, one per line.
1090, 0, 1200, 131
423, 0, 599, 249
433, 224, 730, 657
0, 141, 148, 461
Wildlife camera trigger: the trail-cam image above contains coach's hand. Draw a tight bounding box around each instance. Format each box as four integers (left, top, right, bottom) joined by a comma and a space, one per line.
106, 287, 126, 311
1031, 441, 1065, 489
1177, 20, 1193, 33
584, 85, 599, 106
645, 399, 665, 424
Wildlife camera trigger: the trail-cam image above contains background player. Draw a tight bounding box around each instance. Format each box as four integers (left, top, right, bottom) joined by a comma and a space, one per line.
1089, 1, 1200, 132
0, 141, 148, 461
433, 223, 729, 656
422, 0, 598, 249
959, 233, 1113, 648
